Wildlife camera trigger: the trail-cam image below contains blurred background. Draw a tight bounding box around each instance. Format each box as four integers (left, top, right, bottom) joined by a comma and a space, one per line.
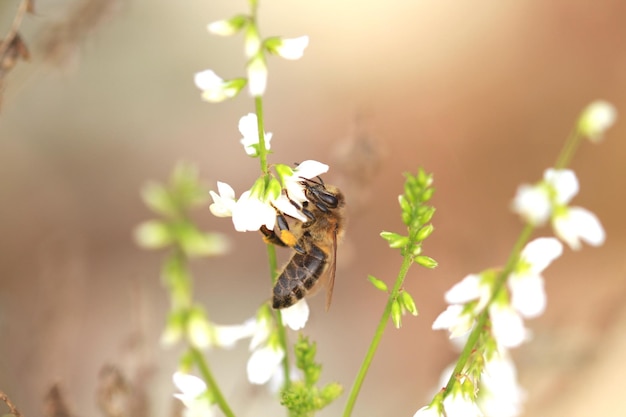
1, 0, 626, 416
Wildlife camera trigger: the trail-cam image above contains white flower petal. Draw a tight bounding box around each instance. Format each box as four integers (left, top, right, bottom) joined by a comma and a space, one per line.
511, 184, 551, 225
544, 169, 578, 205
442, 392, 484, 417
413, 405, 442, 417
509, 274, 546, 318
194, 70, 223, 90
275, 36, 310, 60
273, 194, 308, 222
281, 299, 309, 330
247, 345, 285, 385
478, 352, 525, 417
432, 305, 474, 338
520, 237, 563, 274
247, 56, 267, 96
213, 318, 257, 349
238, 113, 272, 156
209, 181, 237, 217
207, 19, 240, 36
294, 160, 329, 179
173, 372, 207, 399
232, 191, 276, 232
445, 274, 482, 304
489, 304, 527, 348
552, 206, 605, 250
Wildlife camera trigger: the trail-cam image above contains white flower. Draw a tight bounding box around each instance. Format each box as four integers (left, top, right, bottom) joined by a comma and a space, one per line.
445, 274, 491, 312
239, 113, 272, 157
442, 392, 484, 417
282, 160, 330, 205
173, 372, 216, 417
281, 299, 310, 330
432, 304, 475, 338
508, 238, 562, 318
247, 344, 285, 384
209, 181, 237, 217
272, 36, 310, 60
511, 184, 551, 225
207, 16, 245, 36
478, 352, 525, 417
578, 100, 617, 142
489, 303, 527, 348
413, 405, 442, 417
213, 318, 257, 348
543, 169, 579, 205
232, 190, 276, 232
552, 206, 605, 250
194, 70, 243, 103
247, 55, 267, 96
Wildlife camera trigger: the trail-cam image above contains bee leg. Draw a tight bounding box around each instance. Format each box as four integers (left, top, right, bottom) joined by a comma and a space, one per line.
261, 214, 306, 254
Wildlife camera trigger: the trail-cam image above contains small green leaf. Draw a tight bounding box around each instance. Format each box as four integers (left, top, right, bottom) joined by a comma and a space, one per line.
391, 299, 402, 329
380, 231, 409, 248
399, 291, 418, 316
367, 275, 388, 292
142, 182, 176, 217
134, 220, 173, 249
416, 224, 434, 242
186, 306, 213, 349
415, 255, 438, 269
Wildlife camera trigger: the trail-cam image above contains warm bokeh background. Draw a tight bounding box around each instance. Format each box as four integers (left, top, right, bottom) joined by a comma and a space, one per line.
1, 0, 626, 416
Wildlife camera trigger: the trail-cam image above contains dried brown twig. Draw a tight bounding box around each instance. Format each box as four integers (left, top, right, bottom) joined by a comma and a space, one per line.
0, 0, 34, 111
0, 390, 24, 417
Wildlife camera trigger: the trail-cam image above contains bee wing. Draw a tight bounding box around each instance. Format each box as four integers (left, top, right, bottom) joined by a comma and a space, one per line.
324, 227, 338, 311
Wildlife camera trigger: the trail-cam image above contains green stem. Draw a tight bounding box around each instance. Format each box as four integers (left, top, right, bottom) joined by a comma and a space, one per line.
343, 255, 414, 417
190, 347, 236, 417
554, 128, 583, 170
255, 96, 269, 175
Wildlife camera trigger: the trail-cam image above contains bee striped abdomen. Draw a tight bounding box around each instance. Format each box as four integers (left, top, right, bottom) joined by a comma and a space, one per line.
272, 243, 327, 309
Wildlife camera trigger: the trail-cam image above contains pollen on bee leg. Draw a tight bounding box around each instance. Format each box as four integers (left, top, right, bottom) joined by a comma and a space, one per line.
279, 230, 298, 247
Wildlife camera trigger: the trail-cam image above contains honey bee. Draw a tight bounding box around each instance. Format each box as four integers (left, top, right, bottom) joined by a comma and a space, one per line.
261, 180, 346, 310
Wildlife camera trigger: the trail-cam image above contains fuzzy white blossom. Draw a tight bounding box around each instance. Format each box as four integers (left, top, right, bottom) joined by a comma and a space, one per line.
271, 36, 310, 60
194, 70, 244, 103
281, 299, 310, 331
578, 100, 617, 143
478, 352, 525, 417
432, 304, 475, 339
553, 206, 605, 250
442, 392, 484, 417
512, 169, 605, 250
239, 113, 272, 157
173, 372, 216, 417
247, 55, 267, 96
508, 237, 562, 318
489, 303, 527, 348
247, 344, 285, 385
